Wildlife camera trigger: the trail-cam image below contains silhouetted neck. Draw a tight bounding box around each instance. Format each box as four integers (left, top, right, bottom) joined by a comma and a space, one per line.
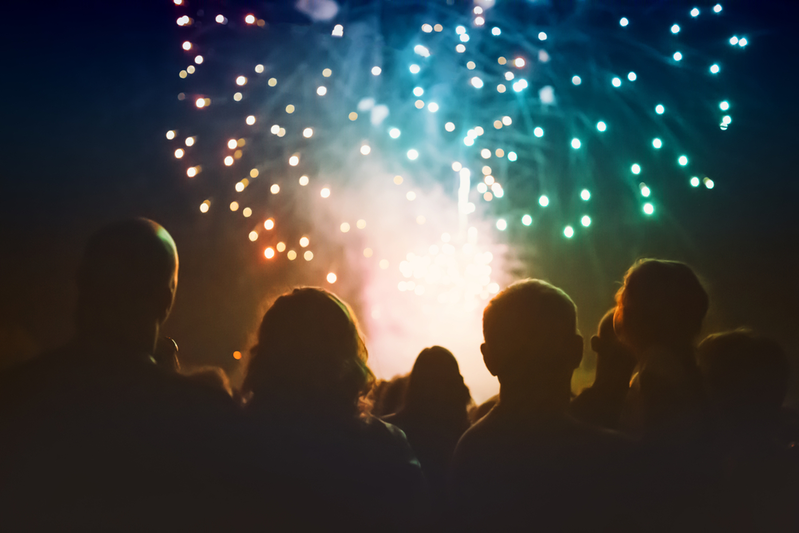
498, 378, 572, 416
72, 329, 157, 366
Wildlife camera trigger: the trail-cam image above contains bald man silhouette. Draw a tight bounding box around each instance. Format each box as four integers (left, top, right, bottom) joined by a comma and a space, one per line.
0, 219, 244, 530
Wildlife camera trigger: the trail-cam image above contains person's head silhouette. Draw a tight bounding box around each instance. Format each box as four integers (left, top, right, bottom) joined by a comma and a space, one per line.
698, 329, 789, 424
244, 287, 374, 416
481, 279, 582, 406
75, 218, 178, 354
402, 346, 471, 419
591, 308, 636, 387
614, 259, 708, 356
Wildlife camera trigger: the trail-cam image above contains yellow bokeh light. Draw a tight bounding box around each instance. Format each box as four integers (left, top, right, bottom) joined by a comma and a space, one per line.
233, 351, 242, 360
326, 273, 337, 284
393, 175, 403, 185
467, 61, 476, 70
494, 120, 502, 129
245, 14, 255, 24
304, 251, 314, 261
233, 92, 242, 101
364, 248, 373, 258
277, 128, 286, 137
199, 201, 210, 213
349, 112, 358, 121
484, 192, 493, 201
224, 156, 234, 166
340, 222, 350, 233
299, 175, 309, 186
320, 187, 331, 198
322, 68, 332, 77
250, 168, 259, 178
179, 70, 187, 79
277, 242, 286, 252
268, 77, 277, 87
286, 104, 295, 114
498, 56, 506, 65
434, 24, 443, 32
242, 207, 252, 217
299, 236, 310, 247
185, 137, 194, 147
495, 148, 505, 157
195, 98, 205, 108
182, 41, 192, 51
174, 148, 184, 158
255, 64, 264, 73
406, 191, 416, 201
287, 250, 297, 261
379, 259, 389, 269
249, 231, 258, 242
227, 139, 237, 149
497, 84, 506, 93
482, 166, 492, 175
416, 215, 426, 225
187, 166, 198, 177
246, 115, 256, 125
270, 184, 280, 194
415, 100, 424, 109
237, 138, 246, 147
289, 155, 299, 166
356, 219, 366, 229
229, 201, 239, 211
264, 247, 275, 259
166, 130, 176, 140
264, 219, 275, 230
234, 150, 242, 160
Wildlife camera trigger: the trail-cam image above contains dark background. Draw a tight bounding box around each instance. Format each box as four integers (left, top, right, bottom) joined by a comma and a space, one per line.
1, 0, 797, 400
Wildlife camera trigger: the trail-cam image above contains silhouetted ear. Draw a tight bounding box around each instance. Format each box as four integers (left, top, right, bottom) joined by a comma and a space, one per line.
590, 335, 601, 354
481, 343, 499, 377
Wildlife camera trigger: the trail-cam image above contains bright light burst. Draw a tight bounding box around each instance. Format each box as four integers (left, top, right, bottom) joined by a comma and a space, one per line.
169, 0, 746, 400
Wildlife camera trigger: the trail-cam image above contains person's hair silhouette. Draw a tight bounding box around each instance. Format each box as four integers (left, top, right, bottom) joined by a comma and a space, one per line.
401, 346, 471, 419
244, 287, 374, 414
614, 259, 708, 355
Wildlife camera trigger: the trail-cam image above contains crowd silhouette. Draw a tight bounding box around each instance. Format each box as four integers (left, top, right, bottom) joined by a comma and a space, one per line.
0, 218, 796, 532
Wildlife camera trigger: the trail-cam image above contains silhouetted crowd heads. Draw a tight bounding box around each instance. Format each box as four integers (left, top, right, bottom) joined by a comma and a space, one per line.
1, 218, 796, 531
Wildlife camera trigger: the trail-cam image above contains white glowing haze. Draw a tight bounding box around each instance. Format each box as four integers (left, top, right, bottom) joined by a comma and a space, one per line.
306, 157, 508, 403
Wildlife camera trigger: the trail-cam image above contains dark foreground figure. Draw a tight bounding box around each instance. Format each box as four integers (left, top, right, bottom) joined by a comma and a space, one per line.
0, 219, 249, 530
450, 280, 635, 532
1, 220, 796, 532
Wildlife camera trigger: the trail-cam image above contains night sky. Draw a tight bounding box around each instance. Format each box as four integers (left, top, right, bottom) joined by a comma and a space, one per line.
1, 0, 797, 400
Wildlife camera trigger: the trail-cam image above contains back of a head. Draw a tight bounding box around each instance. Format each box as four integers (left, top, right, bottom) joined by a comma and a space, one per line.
244, 287, 374, 415
483, 279, 579, 381
76, 218, 179, 331
615, 259, 708, 353
403, 346, 471, 415
698, 330, 789, 415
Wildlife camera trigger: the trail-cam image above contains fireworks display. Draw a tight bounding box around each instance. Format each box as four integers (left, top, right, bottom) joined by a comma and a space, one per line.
166, 0, 747, 400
